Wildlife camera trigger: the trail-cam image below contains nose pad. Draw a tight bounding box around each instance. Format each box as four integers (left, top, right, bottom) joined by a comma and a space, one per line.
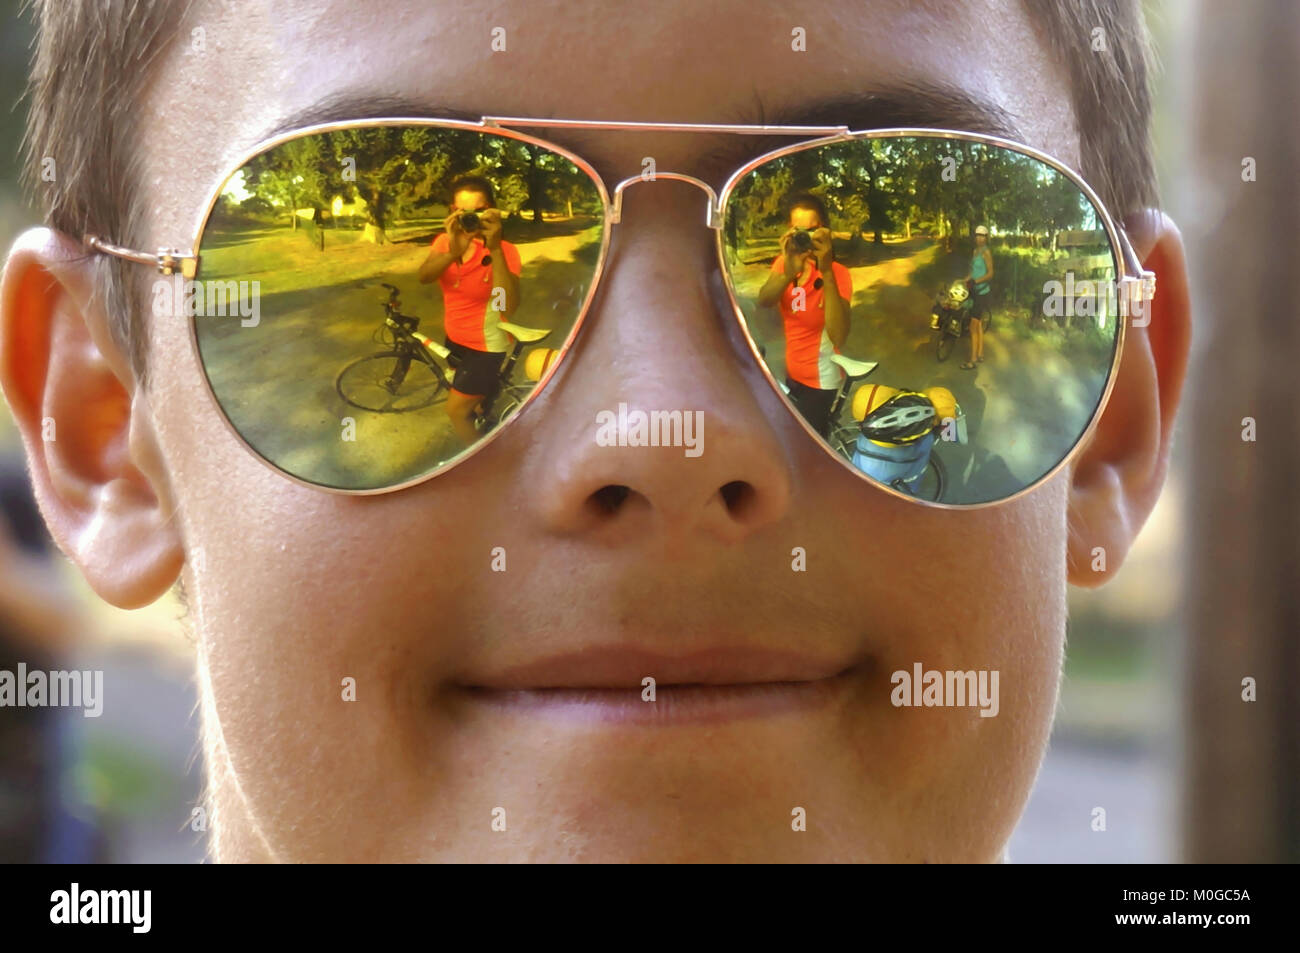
609, 170, 762, 372
610, 171, 722, 229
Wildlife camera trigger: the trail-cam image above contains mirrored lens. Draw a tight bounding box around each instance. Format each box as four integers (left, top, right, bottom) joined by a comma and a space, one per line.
191, 124, 605, 490
722, 134, 1120, 505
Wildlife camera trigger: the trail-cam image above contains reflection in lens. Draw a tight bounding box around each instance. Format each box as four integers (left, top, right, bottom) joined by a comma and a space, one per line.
193, 125, 604, 490
724, 135, 1119, 505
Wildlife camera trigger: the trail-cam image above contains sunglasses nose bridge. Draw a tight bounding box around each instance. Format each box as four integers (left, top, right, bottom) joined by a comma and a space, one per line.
609, 172, 722, 230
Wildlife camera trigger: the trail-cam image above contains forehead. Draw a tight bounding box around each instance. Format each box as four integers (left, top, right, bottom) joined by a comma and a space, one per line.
138, 0, 1074, 246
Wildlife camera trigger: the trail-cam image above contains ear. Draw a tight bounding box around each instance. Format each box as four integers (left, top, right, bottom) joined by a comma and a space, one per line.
0, 228, 184, 608
1067, 210, 1191, 586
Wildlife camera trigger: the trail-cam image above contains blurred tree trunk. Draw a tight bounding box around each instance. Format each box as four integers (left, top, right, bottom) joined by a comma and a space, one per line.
1184, 0, 1300, 862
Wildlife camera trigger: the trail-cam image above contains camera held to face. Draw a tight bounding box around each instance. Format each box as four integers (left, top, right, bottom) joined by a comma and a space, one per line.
458, 210, 482, 233
788, 228, 814, 255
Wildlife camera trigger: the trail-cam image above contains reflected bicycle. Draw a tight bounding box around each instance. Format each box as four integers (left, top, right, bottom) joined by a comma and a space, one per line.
336, 283, 553, 429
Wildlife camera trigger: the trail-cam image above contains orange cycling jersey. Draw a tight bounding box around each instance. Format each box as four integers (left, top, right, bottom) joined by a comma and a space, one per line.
769, 256, 853, 390
431, 232, 522, 352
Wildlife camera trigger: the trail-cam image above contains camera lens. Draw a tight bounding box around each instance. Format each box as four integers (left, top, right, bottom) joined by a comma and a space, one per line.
789, 230, 812, 254
459, 211, 481, 232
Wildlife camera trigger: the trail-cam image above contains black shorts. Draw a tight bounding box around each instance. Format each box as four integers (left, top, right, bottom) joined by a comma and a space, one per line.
445, 339, 506, 398
970, 293, 990, 319
785, 378, 838, 437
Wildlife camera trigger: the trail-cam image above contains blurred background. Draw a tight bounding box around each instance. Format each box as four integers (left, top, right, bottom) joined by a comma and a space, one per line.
0, 0, 1295, 862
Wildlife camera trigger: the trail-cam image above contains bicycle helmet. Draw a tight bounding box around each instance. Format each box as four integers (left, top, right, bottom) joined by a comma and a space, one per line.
860, 392, 936, 444
946, 280, 969, 306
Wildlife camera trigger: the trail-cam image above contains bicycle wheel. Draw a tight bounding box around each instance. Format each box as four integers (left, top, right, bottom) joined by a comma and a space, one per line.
935, 331, 954, 362
336, 351, 448, 413
897, 451, 945, 502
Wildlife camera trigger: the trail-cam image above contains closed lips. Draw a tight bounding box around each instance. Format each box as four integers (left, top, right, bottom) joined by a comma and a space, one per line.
450, 646, 872, 724
459, 646, 866, 690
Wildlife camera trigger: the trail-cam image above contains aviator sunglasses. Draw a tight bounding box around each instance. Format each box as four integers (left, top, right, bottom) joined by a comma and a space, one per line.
85, 116, 1154, 506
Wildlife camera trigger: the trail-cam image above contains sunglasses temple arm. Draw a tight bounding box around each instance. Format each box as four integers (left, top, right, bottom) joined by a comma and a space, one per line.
1116, 226, 1157, 317
83, 234, 199, 278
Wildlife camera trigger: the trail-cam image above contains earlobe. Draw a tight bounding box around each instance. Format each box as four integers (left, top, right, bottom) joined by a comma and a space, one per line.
1066, 210, 1191, 587
0, 228, 184, 608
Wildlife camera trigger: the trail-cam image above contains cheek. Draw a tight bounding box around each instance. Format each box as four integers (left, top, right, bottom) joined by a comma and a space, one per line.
802, 463, 1068, 856
148, 326, 476, 855
860, 476, 1068, 854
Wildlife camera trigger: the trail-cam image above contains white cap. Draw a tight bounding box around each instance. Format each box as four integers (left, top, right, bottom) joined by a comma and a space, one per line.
975, 225, 989, 235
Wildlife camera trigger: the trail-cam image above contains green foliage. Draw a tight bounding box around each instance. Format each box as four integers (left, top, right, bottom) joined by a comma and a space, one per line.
231, 127, 602, 231
727, 137, 1101, 251
74, 737, 175, 818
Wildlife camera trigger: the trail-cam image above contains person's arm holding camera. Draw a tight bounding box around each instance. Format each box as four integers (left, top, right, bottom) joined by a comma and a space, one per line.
757, 228, 809, 306
418, 211, 472, 283
812, 227, 849, 350
479, 208, 520, 318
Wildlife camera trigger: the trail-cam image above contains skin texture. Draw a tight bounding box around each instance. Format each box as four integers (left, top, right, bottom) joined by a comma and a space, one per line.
0, 0, 1190, 861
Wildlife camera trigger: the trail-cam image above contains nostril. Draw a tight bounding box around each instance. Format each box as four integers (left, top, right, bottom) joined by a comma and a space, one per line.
589, 484, 632, 514
719, 480, 753, 514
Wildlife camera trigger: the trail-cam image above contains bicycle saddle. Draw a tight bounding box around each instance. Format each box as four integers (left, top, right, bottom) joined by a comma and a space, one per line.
830, 354, 877, 378
498, 321, 550, 343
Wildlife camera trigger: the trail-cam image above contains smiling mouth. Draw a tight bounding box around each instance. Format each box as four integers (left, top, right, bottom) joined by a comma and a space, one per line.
451, 648, 871, 726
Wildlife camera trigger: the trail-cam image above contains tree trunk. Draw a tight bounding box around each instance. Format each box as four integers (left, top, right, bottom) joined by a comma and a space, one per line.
528, 146, 542, 223
1182, 0, 1300, 863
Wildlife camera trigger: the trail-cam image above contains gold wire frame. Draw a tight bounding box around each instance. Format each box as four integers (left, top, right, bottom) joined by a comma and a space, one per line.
83, 117, 1153, 505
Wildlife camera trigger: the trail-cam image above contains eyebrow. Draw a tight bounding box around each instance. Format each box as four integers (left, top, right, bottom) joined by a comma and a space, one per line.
759, 83, 1021, 139
255, 93, 480, 143
252, 82, 1023, 185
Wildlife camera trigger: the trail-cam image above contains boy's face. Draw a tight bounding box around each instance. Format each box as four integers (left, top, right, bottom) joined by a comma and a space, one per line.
4, 0, 1188, 861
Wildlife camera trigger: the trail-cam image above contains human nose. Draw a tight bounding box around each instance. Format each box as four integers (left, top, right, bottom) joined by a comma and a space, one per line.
515, 182, 794, 546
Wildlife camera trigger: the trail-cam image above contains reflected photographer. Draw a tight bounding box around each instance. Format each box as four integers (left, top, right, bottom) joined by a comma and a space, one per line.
418, 175, 522, 445
755, 193, 852, 436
